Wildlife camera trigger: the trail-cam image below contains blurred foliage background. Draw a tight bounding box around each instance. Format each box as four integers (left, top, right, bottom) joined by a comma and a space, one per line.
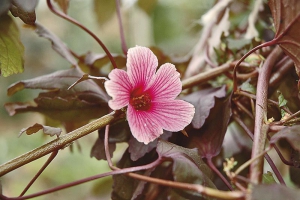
0, 0, 214, 199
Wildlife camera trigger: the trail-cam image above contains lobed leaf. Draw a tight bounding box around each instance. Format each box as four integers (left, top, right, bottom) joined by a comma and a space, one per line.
270, 125, 300, 151
90, 131, 116, 161
19, 123, 62, 137
5, 95, 108, 125
183, 86, 226, 129
156, 140, 215, 199
112, 150, 144, 200
251, 184, 300, 200
269, 0, 300, 75
128, 131, 172, 161
0, 14, 24, 77
186, 94, 232, 158
7, 67, 109, 102
10, 0, 37, 25
91, 121, 130, 161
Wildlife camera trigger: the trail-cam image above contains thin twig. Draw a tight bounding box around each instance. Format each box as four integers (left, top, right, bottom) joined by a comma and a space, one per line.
182, 62, 233, 89
233, 114, 286, 185
235, 147, 271, 177
19, 151, 59, 196
207, 158, 233, 190
0, 111, 123, 177
115, 0, 128, 55
46, 0, 118, 69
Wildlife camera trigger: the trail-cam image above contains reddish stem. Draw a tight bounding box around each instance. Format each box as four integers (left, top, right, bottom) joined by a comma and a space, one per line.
207, 157, 233, 191
233, 40, 277, 91
19, 151, 58, 197
46, 0, 118, 69
115, 0, 128, 55
233, 114, 286, 185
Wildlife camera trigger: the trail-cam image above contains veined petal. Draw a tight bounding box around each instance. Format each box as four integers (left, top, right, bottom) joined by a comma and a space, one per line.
105, 69, 132, 110
127, 46, 158, 88
149, 100, 195, 131
148, 63, 182, 100
127, 105, 163, 144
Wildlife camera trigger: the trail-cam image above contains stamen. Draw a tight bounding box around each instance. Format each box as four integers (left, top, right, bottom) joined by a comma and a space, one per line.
130, 91, 152, 111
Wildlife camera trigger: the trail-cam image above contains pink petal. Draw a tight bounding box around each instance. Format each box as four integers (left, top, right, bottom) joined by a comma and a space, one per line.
127, 46, 158, 88
147, 63, 182, 100
105, 69, 132, 110
127, 105, 163, 144
149, 100, 195, 131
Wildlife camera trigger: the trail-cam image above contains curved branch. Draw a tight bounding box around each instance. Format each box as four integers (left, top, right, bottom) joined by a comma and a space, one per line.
0, 111, 124, 177
46, 0, 118, 69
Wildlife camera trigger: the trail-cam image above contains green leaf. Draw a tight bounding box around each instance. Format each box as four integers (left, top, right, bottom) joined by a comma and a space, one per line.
19, 123, 62, 137
10, 0, 37, 25
252, 184, 300, 200
240, 81, 256, 94
278, 91, 288, 107
226, 38, 251, 51
0, 14, 24, 77
93, 0, 115, 26
263, 171, 277, 184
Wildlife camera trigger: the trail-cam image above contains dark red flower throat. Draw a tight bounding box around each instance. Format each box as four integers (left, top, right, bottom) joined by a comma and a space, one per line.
129, 87, 152, 111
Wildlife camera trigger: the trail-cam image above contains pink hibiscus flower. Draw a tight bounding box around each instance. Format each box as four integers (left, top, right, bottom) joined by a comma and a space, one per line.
105, 46, 195, 144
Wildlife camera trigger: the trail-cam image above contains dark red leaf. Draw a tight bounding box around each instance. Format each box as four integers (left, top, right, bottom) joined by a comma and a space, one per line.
112, 150, 145, 200
156, 140, 215, 199
186, 94, 232, 158
7, 67, 109, 102
19, 123, 62, 137
91, 121, 130, 161
5, 95, 108, 123
10, 0, 37, 25
128, 131, 172, 161
183, 86, 226, 129
270, 125, 300, 151
90, 132, 116, 161
269, 0, 300, 75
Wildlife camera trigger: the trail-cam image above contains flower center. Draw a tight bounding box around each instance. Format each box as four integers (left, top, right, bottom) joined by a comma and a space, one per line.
130, 89, 152, 111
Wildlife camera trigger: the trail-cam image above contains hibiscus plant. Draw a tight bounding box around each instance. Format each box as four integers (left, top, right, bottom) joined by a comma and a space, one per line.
1, 0, 300, 200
